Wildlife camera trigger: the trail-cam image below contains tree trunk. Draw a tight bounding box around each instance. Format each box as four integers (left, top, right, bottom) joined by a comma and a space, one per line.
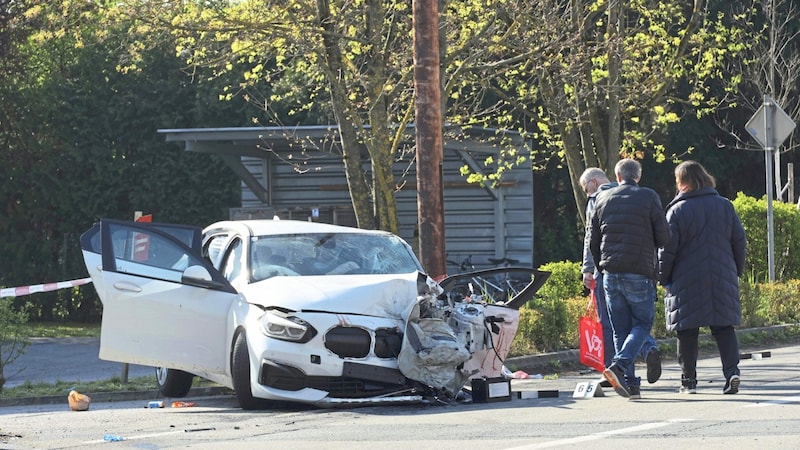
315, 0, 376, 229
364, 0, 400, 234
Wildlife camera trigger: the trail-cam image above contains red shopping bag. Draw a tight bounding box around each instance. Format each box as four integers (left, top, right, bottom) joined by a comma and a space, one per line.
579, 287, 604, 372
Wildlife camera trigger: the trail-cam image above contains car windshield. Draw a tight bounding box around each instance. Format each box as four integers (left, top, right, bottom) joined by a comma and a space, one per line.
249, 232, 421, 281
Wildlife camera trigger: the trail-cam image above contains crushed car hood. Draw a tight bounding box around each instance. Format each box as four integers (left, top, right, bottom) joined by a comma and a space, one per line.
240, 272, 422, 318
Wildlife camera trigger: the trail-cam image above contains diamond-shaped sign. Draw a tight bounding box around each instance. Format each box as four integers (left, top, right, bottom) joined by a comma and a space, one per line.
745, 96, 796, 148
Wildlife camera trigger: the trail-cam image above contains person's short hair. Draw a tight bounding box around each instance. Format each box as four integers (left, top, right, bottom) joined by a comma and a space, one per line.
579, 167, 608, 190
615, 158, 641, 182
675, 160, 715, 191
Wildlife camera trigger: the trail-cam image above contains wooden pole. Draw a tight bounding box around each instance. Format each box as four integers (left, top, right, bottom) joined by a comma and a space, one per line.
413, 0, 446, 278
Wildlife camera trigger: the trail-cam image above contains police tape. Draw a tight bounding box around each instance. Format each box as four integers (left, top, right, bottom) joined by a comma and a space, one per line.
0, 278, 92, 298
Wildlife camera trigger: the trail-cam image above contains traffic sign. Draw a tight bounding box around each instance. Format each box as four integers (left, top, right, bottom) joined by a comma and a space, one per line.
745, 97, 796, 148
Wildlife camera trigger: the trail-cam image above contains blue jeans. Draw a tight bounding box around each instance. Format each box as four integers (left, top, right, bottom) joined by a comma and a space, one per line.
594, 271, 658, 368
602, 272, 657, 387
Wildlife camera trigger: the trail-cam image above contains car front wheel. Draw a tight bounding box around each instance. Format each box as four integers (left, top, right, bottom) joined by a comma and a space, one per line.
155, 367, 194, 398
232, 331, 267, 410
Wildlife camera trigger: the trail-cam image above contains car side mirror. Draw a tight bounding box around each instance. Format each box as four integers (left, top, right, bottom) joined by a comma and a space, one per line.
183, 265, 212, 281
181, 265, 223, 289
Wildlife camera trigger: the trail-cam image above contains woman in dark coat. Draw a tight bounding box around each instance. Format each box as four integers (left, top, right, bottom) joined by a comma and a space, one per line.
658, 161, 747, 395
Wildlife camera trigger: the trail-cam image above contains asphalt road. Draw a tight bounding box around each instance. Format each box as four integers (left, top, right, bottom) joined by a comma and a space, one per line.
2, 340, 799, 449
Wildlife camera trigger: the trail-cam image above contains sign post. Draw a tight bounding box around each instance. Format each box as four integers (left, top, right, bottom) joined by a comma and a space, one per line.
745, 95, 796, 282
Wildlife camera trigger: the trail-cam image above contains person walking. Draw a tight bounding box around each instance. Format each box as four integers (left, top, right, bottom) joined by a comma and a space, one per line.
588, 159, 670, 399
658, 160, 746, 394
579, 168, 662, 385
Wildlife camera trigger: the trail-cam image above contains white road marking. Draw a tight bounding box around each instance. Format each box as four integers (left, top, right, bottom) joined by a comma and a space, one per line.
505, 418, 695, 449
743, 393, 800, 407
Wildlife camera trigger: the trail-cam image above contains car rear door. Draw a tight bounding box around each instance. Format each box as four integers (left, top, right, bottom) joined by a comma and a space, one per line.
80, 219, 238, 374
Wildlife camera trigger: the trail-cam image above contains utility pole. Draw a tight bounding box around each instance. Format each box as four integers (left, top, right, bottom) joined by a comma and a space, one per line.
413, 0, 446, 278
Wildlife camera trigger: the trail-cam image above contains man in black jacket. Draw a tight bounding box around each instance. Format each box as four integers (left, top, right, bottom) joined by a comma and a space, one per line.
580, 168, 662, 385
588, 159, 670, 399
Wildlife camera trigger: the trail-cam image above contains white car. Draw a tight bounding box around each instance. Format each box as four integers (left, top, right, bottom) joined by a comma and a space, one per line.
80, 218, 548, 409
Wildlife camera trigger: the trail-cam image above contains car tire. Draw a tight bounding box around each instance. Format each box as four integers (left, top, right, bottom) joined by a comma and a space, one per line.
155, 367, 194, 398
232, 331, 267, 410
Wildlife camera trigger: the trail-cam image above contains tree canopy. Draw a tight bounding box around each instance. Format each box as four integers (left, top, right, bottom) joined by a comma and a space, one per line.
2, 0, 797, 322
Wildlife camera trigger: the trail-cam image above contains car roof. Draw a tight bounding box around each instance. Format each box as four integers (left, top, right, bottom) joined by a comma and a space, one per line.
203, 219, 392, 238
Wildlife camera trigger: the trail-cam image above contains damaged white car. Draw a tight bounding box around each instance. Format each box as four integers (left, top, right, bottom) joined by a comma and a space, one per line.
80, 218, 549, 409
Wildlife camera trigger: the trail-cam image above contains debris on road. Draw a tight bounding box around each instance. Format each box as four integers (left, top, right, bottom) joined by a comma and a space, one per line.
171, 401, 196, 408
68, 390, 91, 411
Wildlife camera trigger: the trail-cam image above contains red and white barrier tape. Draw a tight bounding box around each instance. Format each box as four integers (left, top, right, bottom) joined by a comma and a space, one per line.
1, 278, 92, 298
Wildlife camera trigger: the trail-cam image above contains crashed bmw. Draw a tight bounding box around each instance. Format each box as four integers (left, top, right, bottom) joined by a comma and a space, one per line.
80, 218, 548, 409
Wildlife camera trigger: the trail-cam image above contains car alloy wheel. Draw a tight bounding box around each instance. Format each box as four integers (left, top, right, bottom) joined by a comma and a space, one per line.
155, 367, 194, 398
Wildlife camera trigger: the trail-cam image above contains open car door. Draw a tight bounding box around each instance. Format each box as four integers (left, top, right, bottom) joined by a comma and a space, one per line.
80, 219, 237, 375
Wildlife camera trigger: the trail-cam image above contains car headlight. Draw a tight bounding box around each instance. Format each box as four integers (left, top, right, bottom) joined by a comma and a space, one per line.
261, 310, 317, 343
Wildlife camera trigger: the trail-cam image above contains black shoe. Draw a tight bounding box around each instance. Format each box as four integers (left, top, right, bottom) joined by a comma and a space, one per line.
603, 364, 630, 398
628, 385, 641, 400
646, 348, 662, 384
723, 374, 740, 394
679, 379, 697, 394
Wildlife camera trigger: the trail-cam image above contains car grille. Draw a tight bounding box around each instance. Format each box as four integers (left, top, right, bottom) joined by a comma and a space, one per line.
323, 326, 403, 359
260, 361, 407, 397
324, 326, 371, 357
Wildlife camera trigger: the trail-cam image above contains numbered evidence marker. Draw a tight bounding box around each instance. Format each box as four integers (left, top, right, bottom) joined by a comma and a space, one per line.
572, 380, 606, 398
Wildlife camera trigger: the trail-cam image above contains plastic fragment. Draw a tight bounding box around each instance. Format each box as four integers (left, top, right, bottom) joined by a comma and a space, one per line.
103, 435, 125, 442
171, 401, 196, 408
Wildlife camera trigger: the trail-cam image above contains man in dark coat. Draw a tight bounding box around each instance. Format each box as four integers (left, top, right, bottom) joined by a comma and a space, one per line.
580, 167, 662, 385
589, 158, 670, 399
658, 160, 747, 394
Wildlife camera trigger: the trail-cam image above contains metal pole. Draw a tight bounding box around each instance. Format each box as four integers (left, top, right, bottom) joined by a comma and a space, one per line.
775, 148, 782, 201
764, 95, 776, 282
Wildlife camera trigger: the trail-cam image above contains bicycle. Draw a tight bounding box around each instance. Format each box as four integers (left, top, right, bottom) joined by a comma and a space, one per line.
486, 257, 532, 299
446, 254, 475, 273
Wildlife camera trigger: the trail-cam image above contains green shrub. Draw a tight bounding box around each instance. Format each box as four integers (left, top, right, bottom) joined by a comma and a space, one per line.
652, 285, 668, 339
753, 279, 800, 324
0, 299, 30, 392
512, 261, 579, 353
535, 261, 585, 302
733, 193, 800, 282
562, 295, 589, 349
739, 273, 769, 328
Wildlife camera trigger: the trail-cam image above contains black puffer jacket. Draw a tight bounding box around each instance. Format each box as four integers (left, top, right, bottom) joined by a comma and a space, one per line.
658, 187, 746, 331
589, 180, 670, 280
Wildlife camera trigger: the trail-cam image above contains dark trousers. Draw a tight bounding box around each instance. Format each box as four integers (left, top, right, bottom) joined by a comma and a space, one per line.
677, 325, 740, 381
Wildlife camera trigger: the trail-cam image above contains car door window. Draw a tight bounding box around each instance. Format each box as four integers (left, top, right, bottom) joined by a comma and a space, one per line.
204, 233, 229, 268
221, 238, 245, 287
102, 222, 205, 284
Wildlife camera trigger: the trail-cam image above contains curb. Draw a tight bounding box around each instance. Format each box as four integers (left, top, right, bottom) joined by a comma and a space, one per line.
506, 349, 581, 372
